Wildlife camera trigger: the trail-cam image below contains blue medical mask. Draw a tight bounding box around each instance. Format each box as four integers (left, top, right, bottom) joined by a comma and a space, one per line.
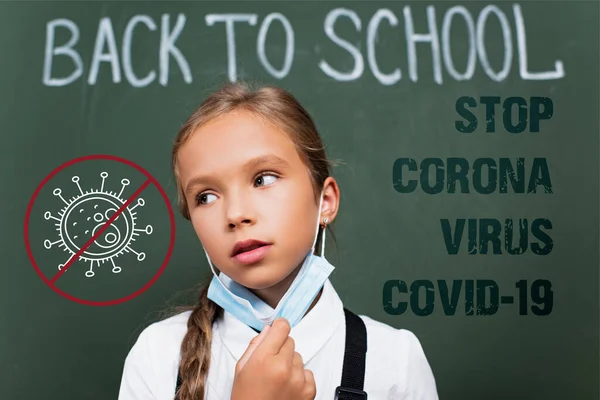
204, 193, 334, 332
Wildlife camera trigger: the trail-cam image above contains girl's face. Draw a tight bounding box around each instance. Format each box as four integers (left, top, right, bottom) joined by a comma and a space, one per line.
177, 110, 338, 303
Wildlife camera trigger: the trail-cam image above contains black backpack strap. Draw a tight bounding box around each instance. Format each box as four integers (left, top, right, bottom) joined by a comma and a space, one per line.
174, 309, 368, 400
335, 307, 368, 400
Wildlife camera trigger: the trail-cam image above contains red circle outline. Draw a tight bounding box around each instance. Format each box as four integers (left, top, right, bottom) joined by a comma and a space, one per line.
24, 154, 176, 306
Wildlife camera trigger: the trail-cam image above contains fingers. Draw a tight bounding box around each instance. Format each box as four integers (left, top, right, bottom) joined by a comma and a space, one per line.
304, 369, 314, 382
257, 318, 291, 356
236, 324, 271, 372
304, 369, 317, 398
292, 351, 303, 367
290, 352, 308, 393
278, 335, 296, 360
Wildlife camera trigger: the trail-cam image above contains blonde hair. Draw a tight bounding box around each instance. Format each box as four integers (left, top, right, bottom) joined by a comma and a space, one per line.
171, 81, 336, 400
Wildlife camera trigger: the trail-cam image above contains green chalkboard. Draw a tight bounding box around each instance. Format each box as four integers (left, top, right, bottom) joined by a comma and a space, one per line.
1, 1, 598, 399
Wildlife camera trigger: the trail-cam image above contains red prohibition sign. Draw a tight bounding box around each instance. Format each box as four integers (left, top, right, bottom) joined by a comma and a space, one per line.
24, 154, 176, 306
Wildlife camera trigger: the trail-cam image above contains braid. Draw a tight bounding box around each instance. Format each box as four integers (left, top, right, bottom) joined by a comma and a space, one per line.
176, 283, 223, 400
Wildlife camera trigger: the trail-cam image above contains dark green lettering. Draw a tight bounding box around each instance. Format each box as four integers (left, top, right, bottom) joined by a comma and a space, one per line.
455, 96, 478, 133
420, 158, 444, 195
499, 158, 525, 193
480, 96, 501, 132
382, 280, 408, 315
477, 280, 499, 315
441, 219, 465, 255
468, 218, 478, 255
503, 96, 528, 133
447, 158, 470, 193
438, 280, 462, 316
531, 218, 553, 255
530, 97, 553, 132
473, 158, 497, 194
465, 279, 475, 315
393, 158, 418, 193
410, 280, 435, 316
479, 219, 502, 254
527, 158, 553, 193
505, 218, 528, 255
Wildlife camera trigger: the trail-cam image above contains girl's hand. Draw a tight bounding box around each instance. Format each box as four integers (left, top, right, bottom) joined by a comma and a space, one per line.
231, 318, 317, 400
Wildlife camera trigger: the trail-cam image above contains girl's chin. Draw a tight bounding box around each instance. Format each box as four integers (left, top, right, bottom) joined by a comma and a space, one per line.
232, 267, 297, 290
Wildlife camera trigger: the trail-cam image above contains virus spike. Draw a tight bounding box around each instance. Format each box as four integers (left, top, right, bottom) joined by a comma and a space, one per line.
117, 178, 130, 199
134, 225, 153, 235
127, 246, 146, 261
72, 176, 84, 195
44, 211, 60, 222
44, 239, 62, 249
130, 197, 145, 211
100, 172, 108, 192
52, 188, 68, 205
85, 260, 96, 278
111, 258, 122, 274
61, 255, 73, 267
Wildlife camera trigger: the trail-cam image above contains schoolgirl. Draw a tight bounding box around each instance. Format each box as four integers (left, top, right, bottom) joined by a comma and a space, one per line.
118, 82, 439, 400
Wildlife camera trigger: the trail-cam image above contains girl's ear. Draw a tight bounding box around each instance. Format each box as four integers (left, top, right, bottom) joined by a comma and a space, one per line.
320, 176, 340, 225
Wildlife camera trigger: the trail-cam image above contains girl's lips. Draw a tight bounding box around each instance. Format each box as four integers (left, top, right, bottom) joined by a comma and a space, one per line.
232, 244, 272, 265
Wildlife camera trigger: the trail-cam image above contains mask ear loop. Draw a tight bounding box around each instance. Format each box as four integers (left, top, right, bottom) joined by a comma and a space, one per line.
309, 191, 325, 252
204, 249, 218, 277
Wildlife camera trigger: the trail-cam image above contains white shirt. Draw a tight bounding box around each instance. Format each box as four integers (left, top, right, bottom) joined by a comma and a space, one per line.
118, 279, 439, 400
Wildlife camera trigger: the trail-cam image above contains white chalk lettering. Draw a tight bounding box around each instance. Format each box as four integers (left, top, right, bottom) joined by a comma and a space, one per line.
41, 5, 567, 87
257, 13, 294, 79
206, 13, 258, 82
88, 17, 121, 85
319, 8, 364, 81
367, 9, 401, 85
476, 6, 512, 82
122, 15, 157, 88
442, 6, 476, 81
43, 19, 83, 86
160, 13, 192, 86
513, 4, 565, 80
404, 6, 442, 84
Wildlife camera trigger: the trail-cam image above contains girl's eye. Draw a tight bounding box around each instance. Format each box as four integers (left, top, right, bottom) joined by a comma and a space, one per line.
255, 173, 278, 187
196, 193, 217, 205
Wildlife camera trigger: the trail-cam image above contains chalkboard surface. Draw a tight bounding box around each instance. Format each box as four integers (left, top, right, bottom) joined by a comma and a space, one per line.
1, 1, 598, 399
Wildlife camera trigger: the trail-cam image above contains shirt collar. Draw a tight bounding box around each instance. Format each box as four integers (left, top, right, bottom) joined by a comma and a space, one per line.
215, 279, 343, 364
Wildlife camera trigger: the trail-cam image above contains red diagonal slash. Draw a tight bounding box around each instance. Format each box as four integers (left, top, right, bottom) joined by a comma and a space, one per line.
50, 178, 151, 284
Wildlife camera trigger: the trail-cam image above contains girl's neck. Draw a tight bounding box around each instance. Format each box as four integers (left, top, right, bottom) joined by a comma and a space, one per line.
249, 263, 303, 309
249, 263, 323, 316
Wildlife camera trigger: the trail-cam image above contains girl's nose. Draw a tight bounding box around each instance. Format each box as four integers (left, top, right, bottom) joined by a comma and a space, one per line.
225, 192, 256, 229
